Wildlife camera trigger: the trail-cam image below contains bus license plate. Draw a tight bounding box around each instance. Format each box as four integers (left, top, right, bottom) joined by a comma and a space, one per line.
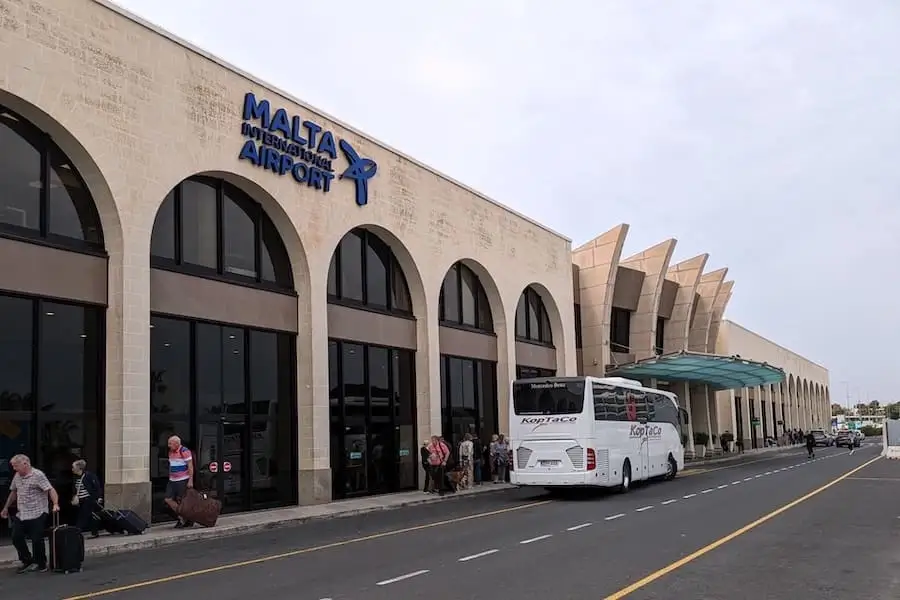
539, 459, 561, 467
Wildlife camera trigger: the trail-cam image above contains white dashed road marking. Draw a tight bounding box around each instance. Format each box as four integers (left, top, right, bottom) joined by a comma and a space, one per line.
683, 493, 697, 499
661, 499, 677, 505
520, 534, 553, 544
717, 484, 728, 489
376, 570, 430, 586
731, 481, 741, 485
635, 506, 654, 512
459, 549, 498, 562
605, 513, 626, 521
701, 488, 714, 494
567, 523, 592, 531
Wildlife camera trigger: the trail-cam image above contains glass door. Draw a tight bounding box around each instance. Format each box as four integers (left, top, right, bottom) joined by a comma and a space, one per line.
194, 323, 252, 514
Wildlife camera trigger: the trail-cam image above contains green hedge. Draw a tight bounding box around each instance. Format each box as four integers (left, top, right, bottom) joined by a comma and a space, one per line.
859, 425, 882, 437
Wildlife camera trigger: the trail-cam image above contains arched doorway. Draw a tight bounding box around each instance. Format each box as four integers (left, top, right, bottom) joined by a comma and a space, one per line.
437, 260, 503, 478
0, 105, 108, 536
326, 227, 418, 499
514, 285, 557, 378
148, 175, 299, 520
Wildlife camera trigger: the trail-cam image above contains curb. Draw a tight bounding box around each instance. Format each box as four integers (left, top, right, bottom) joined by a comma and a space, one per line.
0, 485, 515, 566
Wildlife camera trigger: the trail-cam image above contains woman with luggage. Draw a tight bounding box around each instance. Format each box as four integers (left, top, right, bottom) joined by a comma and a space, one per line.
71, 459, 103, 539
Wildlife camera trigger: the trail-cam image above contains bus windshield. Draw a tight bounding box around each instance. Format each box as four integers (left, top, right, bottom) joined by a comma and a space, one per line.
513, 379, 585, 415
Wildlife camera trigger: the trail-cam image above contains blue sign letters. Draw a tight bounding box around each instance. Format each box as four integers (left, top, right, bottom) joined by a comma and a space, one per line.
237, 92, 377, 206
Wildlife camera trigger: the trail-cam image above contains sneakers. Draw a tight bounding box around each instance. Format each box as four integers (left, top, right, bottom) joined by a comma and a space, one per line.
16, 563, 46, 574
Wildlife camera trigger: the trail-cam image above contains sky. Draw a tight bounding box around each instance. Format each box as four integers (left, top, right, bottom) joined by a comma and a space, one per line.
113, 0, 900, 405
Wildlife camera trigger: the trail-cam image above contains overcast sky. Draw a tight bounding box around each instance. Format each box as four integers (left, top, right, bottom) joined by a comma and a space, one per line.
113, 0, 899, 405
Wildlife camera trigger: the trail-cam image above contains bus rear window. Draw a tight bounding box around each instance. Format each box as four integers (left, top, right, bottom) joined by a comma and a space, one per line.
513, 380, 585, 415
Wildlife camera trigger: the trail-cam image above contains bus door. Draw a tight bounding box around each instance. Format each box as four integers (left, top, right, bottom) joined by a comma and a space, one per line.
627, 390, 651, 480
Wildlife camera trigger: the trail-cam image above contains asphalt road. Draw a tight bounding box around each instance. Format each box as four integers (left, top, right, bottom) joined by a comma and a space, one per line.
3, 444, 892, 600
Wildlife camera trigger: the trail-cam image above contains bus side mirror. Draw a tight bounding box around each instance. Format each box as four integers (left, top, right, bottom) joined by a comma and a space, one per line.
679, 408, 690, 425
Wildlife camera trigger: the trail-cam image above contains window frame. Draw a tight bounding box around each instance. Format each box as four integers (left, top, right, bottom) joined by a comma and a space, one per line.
327, 228, 413, 317
514, 287, 554, 346
0, 106, 105, 255
439, 262, 494, 333
150, 175, 294, 294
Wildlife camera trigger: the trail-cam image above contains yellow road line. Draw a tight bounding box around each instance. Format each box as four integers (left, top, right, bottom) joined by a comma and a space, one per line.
603, 455, 882, 599
62, 499, 552, 599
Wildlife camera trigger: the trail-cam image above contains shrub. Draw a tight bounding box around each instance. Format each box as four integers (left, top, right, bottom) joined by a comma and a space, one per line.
860, 425, 882, 437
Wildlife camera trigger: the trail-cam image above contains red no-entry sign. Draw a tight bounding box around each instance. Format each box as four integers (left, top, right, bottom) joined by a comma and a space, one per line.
209, 462, 218, 473
223, 461, 232, 473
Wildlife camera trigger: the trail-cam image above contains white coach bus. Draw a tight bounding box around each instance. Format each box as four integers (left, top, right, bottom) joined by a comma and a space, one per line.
508, 376, 689, 492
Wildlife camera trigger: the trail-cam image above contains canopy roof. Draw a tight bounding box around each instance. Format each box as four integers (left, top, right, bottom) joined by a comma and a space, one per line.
606, 351, 786, 390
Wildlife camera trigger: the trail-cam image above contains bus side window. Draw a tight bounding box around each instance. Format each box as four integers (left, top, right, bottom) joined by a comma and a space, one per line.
592, 383, 615, 421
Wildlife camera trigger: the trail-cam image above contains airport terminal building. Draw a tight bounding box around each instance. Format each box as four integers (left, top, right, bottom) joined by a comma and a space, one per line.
0, 0, 829, 528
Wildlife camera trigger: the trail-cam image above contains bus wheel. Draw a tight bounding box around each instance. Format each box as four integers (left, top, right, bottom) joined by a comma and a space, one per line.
665, 455, 677, 480
618, 461, 632, 493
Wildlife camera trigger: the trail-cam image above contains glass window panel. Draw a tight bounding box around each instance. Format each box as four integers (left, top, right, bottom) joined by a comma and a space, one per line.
180, 180, 218, 269
515, 294, 527, 338
460, 267, 477, 326
37, 416, 99, 499
222, 191, 257, 279
365, 237, 389, 308
249, 330, 277, 416
540, 304, 553, 343
222, 327, 245, 416
48, 149, 101, 243
0, 120, 40, 231
342, 343, 365, 419
479, 361, 498, 439
40, 302, 98, 413
461, 359, 476, 410
392, 350, 415, 425
338, 232, 364, 302
476, 286, 493, 331
527, 290, 540, 341
260, 217, 292, 287
449, 357, 464, 410
327, 256, 338, 297
150, 191, 176, 260
441, 266, 459, 323
390, 260, 411, 312
0, 295, 33, 411
368, 346, 389, 419
329, 341, 339, 412
150, 316, 191, 420
195, 323, 222, 417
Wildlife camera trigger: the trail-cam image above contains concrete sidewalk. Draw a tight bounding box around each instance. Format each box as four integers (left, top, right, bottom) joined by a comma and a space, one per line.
685, 443, 802, 468
0, 445, 801, 566
0, 483, 515, 566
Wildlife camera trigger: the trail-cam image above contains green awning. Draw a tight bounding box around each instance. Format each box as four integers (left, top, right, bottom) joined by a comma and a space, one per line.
606, 351, 786, 390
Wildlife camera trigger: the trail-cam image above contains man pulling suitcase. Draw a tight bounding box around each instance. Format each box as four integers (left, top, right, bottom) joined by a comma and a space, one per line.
1, 454, 61, 574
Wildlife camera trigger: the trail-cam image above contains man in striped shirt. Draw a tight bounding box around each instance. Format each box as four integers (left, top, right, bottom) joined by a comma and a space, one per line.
163, 435, 194, 528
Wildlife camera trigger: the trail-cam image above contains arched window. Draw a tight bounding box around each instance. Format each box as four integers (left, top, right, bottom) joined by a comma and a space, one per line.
515, 286, 553, 344
439, 262, 493, 332
327, 228, 411, 313
150, 176, 293, 289
0, 106, 103, 249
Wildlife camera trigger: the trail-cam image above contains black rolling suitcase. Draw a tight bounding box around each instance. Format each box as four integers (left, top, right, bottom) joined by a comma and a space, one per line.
94, 509, 124, 534
49, 514, 84, 574
107, 509, 148, 535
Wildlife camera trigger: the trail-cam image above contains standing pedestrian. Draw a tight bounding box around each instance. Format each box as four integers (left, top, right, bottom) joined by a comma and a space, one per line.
71, 459, 103, 539
1, 454, 60, 574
